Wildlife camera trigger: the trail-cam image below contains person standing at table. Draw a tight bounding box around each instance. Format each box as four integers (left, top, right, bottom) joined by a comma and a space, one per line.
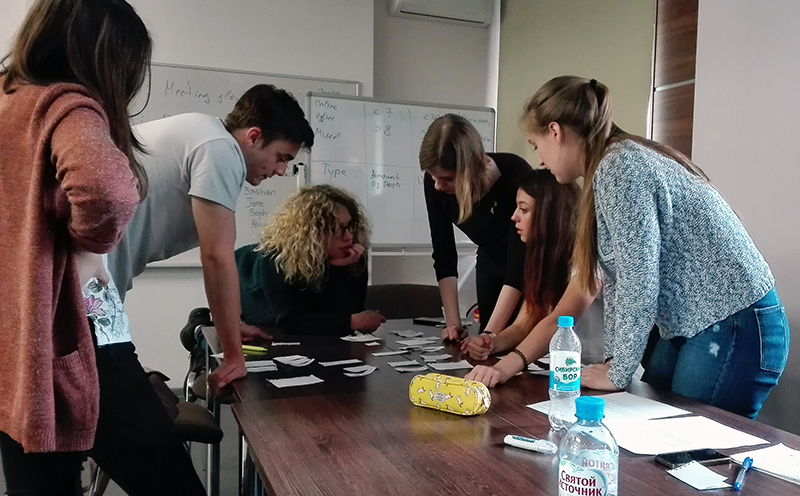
0, 1, 204, 494
235, 184, 385, 336
420, 114, 531, 341
107, 84, 314, 391
484, 75, 788, 419
461, 169, 578, 361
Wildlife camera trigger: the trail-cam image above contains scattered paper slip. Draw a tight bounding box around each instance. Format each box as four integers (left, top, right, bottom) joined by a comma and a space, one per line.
365, 341, 381, 346
428, 360, 473, 371
245, 360, 277, 372
343, 365, 377, 377
388, 360, 420, 368
395, 366, 429, 373
393, 330, 423, 338
527, 362, 548, 375
421, 345, 445, 352
420, 353, 452, 362
396, 337, 440, 346
271, 342, 300, 346
341, 334, 382, 343
319, 359, 362, 367
731, 443, 800, 486
667, 461, 731, 490
372, 350, 408, 357
602, 416, 768, 455
268, 375, 324, 388
274, 355, 314, 367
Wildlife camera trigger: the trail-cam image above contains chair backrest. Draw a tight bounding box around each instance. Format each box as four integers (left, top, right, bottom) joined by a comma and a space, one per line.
364, 284, 443, 320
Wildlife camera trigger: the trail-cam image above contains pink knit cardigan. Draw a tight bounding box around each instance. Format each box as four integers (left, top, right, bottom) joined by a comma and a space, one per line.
0, 80, 139, 452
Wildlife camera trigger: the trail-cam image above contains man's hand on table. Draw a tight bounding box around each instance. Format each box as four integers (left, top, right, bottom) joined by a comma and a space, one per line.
240, 321, 272, 342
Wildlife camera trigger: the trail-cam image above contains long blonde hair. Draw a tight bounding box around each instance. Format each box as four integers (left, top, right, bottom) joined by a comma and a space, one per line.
258, 184, 370, 287
521, 76, 707, 293
419, 114, 492, 223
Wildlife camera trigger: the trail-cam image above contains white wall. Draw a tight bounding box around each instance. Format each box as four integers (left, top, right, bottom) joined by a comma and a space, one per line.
0, 1, 26, 51
693, 0, 800, 433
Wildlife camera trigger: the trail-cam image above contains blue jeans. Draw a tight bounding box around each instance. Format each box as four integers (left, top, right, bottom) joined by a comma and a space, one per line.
641, 287, 789, 419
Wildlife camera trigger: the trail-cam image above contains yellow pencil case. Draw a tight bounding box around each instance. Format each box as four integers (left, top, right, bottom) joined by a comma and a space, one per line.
408, 373, 491, 416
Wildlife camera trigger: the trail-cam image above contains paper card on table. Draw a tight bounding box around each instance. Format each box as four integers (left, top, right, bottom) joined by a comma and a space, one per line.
527, 362, 548, 376
421, 345, 445, 352
245, 359, 276, 372
267, 375, 324, 388
396, 337, 440, 346
319, 359, 362, 367
428, 360, 473, 371
365, 341, 381, 346
601, 416, 768, 455
420, 353, 452, 362
388, 360, 420, 368
372, 350, 408, 357
731, 443, 800, 485
343, 365, 377, 377
341, 333, 382, 342
393, 330, 423, 338
667, 461, 731, 490
271, 342, 301, 346
394, 366, 429, 373
273, 355, 314, 367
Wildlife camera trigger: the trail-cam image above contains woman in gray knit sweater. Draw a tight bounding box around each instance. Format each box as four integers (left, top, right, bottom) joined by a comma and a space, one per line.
515, 75, 789, 419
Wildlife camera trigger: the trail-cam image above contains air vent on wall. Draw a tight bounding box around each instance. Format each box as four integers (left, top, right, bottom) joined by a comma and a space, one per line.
388, 0, 493, 28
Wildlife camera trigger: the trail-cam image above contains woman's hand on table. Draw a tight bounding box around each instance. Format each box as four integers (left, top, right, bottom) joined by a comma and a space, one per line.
581, 362, 621, 391
441, 323, 468, 341
461, 333, 492, 360
240, 322, 272, 342
351, 310, 386, 332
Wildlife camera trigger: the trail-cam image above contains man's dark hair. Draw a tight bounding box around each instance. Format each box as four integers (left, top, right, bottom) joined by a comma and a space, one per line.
224, 84, 314, 150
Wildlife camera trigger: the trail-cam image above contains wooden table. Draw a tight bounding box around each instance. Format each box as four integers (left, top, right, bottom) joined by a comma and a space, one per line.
206, 320, 800, 496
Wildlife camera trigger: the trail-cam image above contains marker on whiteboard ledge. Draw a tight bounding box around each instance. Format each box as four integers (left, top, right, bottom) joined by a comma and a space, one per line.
503, 435, 558, 454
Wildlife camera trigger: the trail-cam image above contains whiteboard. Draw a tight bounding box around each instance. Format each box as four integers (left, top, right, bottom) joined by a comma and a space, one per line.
306, 93, 495, 246
132, 63, 360, 266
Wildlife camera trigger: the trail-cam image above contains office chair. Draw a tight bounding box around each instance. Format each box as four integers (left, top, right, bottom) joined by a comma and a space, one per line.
364, 283, 443, 319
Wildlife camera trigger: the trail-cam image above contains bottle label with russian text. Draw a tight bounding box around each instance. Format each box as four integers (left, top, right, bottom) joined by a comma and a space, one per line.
550, 351, 581, 391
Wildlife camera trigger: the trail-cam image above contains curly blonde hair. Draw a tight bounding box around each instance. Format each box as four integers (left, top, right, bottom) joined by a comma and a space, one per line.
257, 184, 370, 286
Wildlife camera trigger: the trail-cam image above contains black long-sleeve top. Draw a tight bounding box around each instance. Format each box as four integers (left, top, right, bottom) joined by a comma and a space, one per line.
423, 152, 531, 289
235, 244, 367, 336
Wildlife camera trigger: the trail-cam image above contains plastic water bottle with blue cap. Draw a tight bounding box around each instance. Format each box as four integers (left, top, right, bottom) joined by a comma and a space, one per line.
557, 396, 619, 496
548, 315, 582, 430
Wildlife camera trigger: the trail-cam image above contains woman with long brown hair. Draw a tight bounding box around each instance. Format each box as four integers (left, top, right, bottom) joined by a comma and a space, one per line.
462, 169, 578, 363
0, 1, 204, 494
421, 114, 531, 341
476, 76, 788, 419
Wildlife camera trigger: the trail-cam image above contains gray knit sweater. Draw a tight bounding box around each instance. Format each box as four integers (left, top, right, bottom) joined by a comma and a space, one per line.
594, 140, 774, 388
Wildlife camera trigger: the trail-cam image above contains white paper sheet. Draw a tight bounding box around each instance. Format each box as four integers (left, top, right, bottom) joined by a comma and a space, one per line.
343, 365, 377, 377
396, 337, 440, 346
245, 360, 277, 372
341, 334, 382, 342
372, 350, 409, 357
393, 330, 423, 338
667, 461, 731, 490
731, 443, 800, 486
319, 359, 362, 367
420, 353, 452, 362
267, 375, 324, 388
428, 360, 473, 371
527, 392, 690, 422
388, 360, 420, 367
271, 342, 300, 346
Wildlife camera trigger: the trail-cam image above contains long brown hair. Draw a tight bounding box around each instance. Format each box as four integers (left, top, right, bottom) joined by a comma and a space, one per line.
1, 0, 152, 198
419, 114, 491, 223
521, 76, 708, 293
518, 169, 578, 323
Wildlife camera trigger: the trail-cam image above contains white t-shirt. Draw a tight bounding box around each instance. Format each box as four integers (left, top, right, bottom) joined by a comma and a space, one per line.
108, 113, 246, 299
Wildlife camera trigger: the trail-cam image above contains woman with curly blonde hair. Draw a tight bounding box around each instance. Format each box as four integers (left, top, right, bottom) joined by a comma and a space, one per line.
235, 184, 386, 335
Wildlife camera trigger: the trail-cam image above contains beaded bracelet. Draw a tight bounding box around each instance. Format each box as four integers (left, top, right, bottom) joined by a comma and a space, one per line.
511, 348, 529, 369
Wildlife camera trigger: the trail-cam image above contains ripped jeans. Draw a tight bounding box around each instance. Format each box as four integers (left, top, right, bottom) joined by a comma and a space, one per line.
641, 287, 789, 419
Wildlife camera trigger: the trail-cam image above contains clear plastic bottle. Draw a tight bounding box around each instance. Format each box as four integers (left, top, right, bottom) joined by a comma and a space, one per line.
549, 315, 582, 430
557, 397, 619, 496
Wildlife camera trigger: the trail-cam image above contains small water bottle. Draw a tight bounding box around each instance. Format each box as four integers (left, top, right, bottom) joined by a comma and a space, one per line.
557, 397, 619, 496
549, 315, 581, 430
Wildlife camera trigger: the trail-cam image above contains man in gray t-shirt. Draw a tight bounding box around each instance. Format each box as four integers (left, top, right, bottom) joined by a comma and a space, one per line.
109, 84, 313, 390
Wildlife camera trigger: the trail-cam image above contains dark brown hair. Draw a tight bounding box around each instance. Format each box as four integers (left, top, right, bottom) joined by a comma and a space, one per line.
518, 169, 578, 322
521, 76, 707, 293
2, 0, 152, 198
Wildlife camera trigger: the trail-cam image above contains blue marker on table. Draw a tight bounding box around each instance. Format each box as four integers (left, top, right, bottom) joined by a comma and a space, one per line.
733, 456, 753, 491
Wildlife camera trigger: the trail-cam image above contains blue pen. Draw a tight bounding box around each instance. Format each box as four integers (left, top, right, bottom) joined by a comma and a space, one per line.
733, 456, 753, 491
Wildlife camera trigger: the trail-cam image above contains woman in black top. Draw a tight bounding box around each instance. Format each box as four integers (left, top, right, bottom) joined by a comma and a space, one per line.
235, 185, 386, 336
420, 114, 532, 340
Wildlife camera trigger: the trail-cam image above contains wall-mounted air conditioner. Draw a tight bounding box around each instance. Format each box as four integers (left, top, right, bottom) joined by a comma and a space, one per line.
388, 0, 494, 28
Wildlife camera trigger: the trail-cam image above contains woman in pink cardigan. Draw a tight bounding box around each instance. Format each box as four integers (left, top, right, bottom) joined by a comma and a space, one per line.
0, 1, 203, 494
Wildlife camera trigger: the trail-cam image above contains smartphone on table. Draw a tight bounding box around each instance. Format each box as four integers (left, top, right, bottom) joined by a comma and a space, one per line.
654, 449, 730, 469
